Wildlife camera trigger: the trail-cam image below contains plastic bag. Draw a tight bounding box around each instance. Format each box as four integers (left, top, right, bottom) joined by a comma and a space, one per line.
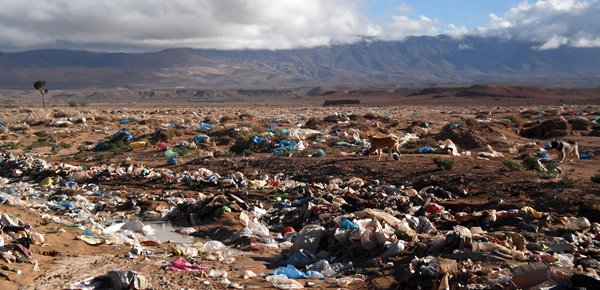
204, 240, 227, 253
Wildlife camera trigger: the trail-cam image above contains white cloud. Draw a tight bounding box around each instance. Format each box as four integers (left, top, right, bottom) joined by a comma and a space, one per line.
379, 15, 442, 40
0, 0, 598, 52
0, 0, 382, 51
477, 0, 600, 48
537, 35, 569, 50
573, 37, 600, 47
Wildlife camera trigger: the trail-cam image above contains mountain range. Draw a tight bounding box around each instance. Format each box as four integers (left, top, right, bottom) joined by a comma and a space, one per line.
1, 35, 600, 89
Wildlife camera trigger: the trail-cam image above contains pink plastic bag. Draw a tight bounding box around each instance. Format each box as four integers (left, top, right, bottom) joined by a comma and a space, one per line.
165, 257, 209, 271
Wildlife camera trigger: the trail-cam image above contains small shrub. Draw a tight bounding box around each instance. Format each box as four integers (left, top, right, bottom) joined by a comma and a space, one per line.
559, 173, 576, 186
0, 141, 19, 150
522, 155, 539, 170
230, 135, 271, 155
433, 157, 453, 170
58, 142, 72, 149
26, 138, 50, 150
95, 153, 114, 163
502, 159, 522, 171
591, 172, 600, 183
545, 162, 563, 175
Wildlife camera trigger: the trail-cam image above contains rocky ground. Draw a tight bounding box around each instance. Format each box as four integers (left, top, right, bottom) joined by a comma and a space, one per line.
0, 102, 599, 289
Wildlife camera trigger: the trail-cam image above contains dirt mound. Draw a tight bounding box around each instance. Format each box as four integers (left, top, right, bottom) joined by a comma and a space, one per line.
520, 116, 593, 138
568, 116, 592, 131
436, 118, 517, 150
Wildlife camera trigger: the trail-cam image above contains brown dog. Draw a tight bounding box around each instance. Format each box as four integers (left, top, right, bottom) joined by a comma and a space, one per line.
366, 133, 418, 160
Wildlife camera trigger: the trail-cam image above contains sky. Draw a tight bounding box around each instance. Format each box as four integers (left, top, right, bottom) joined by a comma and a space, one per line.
0, 0, 598, 52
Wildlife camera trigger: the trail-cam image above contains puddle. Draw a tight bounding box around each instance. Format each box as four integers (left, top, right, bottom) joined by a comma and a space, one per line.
146, 222, 199, 244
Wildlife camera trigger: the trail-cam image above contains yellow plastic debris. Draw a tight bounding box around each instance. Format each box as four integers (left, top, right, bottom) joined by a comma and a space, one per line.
521, 206, 543, 219
40, 177, 53, 186
129, 141, 147, 149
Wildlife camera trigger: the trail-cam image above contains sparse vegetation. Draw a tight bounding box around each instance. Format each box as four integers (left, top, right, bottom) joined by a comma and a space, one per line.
592, 172, 600, 183
58, 142, 72, 149
0, 141, 19, 150
559, 173, 576, 186
522, 155, 540, 170
230, 135, 271, 155
502, 159, 522, 171
26, 138, 50, 150
433, 157, 453, 170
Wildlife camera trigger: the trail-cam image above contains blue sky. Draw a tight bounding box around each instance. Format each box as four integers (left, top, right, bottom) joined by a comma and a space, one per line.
0, 0, 599, 51
368, 0, 520, 28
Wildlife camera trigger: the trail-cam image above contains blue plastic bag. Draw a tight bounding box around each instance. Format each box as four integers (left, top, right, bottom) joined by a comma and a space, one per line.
252, 136, 266, 144
194, 134, 209, 143
313, 149, 326, 157
340, 219, 359, 230
537, 151, 550, 159
279, 140, 296, 149
60, 199, 75, 209
274, 265, 307, 279
113, 130, 133, 141
283, 249, 315, 267
199, 122, 214, 131
418, 146, 433, 153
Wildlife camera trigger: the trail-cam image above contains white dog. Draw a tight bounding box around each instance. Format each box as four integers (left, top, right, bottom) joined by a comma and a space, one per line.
549, 140, 579, 163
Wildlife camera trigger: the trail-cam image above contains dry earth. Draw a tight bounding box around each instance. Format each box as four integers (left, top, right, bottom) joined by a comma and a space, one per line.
0, 95, 599, 289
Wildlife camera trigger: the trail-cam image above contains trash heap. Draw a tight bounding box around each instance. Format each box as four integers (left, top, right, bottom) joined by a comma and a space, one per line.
0, 105, 599, 289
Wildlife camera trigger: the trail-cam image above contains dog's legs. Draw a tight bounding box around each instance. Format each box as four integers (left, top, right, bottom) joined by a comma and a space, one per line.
560, 150, 566, 163
377, 149, 382, 160
387, 147, 393, 160
393, 144, 400, 160
574, 145, 580, 160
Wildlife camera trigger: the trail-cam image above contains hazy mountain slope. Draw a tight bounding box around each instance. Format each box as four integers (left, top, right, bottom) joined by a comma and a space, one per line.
1, 36, 600, 88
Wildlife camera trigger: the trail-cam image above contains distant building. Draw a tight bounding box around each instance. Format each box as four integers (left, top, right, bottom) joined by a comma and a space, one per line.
323, 99, 360, 106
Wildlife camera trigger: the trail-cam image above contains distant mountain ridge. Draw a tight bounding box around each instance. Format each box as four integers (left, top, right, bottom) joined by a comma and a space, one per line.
1, 35, 600, 89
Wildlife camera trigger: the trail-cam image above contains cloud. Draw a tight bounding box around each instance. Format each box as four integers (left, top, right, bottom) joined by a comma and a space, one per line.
1, 0, 597, 52
477, 0, 600, 48
0, 0, 382, 51
537, 35, 569, 50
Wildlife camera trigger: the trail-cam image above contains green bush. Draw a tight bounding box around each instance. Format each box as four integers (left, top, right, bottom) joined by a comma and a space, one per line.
0, 141, 19, 150
230, 135, 271, 155
545, 162, 562, 175
58, 142, 72, 149
522, 155, 539, 170
502, 159, 522, 171
433, 157, 453, 170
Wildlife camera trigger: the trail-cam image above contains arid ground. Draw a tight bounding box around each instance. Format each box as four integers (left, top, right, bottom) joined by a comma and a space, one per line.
0, 90, 599, 289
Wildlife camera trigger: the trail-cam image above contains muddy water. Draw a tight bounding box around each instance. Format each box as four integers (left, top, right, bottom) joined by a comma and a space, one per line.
146, 222, 199, 243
